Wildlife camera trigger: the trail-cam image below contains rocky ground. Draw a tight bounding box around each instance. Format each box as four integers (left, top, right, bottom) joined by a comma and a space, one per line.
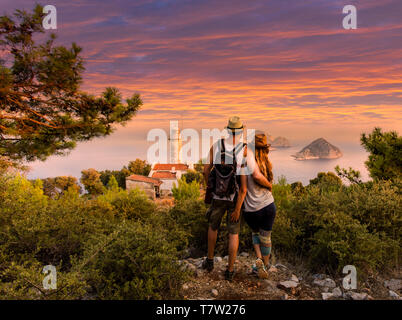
179, 252, 402, 300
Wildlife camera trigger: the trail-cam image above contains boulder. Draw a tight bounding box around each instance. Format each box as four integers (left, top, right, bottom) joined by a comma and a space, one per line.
291, 274, 299, 282
384, 279, 402, 292
332, 287, 343, 298
313, 278, 336, 289
321, 292, 333, 300
389, 290, 401, 300
275, 263, 287, 270
278, 280, 299, 289
345, 291, 368, 300
268, 266, 278, 273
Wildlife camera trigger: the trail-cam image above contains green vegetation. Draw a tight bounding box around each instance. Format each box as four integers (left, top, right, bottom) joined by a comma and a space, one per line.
272, 176, 401, 274
99, 159, 152, 190
0, 6, 142, 165
0, 123, 400, 299
172, 177, 201, 201
361, 127, 401, 181
0, 174, 189, 299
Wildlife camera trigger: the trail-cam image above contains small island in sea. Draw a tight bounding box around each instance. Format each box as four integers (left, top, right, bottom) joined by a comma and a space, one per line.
271, 136, 291, 148
266, 135, 291, 149
292, 138, 343, 160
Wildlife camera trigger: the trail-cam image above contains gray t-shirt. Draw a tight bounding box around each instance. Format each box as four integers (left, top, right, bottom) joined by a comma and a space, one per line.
243, 150, 274, 212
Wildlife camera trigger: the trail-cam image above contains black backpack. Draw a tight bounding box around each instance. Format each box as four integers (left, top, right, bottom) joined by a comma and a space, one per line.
206, 139, 243, 200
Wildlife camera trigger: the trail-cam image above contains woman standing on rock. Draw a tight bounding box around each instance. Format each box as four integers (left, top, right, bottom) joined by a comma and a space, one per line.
243, 131, 276, 279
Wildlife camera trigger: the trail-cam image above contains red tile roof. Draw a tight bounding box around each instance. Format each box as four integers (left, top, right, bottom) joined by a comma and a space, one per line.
126, 174, 162, 186
151, 172, 177, 179
153, 163, 189, 171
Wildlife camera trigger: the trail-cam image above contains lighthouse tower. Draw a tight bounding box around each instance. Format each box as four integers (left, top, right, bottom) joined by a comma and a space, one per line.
169, 120, 182, 164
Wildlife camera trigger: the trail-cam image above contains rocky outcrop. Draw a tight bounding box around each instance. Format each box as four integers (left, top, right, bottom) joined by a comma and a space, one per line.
179, 253, 397, 300
292, 138, 342, 160
271, 136, 291, 148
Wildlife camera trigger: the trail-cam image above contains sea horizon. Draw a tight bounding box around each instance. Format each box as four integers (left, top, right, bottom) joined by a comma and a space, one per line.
26, 137, 370, 186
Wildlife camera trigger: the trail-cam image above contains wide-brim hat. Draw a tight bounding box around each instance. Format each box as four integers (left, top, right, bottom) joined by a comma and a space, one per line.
252, 130, 270, 151
225, 116, 244, 135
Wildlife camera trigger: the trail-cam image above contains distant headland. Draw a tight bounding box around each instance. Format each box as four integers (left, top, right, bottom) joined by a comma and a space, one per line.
292, 138, 343, 160
267, 135, 291, 148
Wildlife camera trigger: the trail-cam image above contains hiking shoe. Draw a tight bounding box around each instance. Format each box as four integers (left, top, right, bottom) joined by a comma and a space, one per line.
224, 268, 235, 281
202, 258, 214, 272
255, 258, 269, 279
252, 263, 271, 276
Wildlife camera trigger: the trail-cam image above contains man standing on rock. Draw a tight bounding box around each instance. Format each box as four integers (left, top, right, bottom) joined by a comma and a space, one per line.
202, 117, 270, 281
202, 116, 247, 281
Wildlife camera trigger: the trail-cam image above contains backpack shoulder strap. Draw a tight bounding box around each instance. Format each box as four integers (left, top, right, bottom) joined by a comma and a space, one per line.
220, 138, 226, 152
220, 139, 226, 162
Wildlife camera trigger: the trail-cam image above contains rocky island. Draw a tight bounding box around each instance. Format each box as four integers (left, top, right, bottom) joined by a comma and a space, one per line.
292, 138, 342, 160
271, 136, 291, 148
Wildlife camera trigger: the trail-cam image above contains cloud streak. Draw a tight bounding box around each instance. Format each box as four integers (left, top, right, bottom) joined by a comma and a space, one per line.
1, 0, 401, 177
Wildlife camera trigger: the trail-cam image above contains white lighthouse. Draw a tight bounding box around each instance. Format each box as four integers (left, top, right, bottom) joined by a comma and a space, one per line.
169, 120, 182, 164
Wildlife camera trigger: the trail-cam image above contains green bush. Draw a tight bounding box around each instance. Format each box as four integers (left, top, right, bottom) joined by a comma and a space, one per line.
172, 177, 200, 201
98, 188, 155, 220
0, 259, 88, 300
281, 180, 401, 273
169, 199, 208, 253
79, 222, 188, 299
0, 173, 189, 299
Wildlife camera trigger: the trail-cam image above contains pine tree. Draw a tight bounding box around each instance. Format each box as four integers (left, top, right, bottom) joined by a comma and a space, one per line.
0, 5, 142, 163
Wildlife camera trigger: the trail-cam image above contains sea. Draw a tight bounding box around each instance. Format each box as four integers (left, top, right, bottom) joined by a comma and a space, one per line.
269, 143, 370, 185
27, 141, 370, 186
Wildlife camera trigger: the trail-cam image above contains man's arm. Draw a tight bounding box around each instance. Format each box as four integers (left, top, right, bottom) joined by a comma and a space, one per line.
231, 174, 247, 222
203, 146, 214, 185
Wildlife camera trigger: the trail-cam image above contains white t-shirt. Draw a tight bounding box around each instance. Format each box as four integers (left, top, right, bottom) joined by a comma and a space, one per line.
243, 150, 274, 212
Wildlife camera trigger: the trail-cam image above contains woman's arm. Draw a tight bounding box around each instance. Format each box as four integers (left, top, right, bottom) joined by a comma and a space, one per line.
252, 164, 272, 191
247, 148, 272, 191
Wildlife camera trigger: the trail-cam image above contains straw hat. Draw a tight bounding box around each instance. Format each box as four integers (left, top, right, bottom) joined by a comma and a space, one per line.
226, 116, 244, 134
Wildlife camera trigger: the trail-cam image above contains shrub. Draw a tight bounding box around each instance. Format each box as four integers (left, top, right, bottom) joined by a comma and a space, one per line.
172, 177, 200, 201
0, 259, 88, 300
169, 199, 208, 253
281, 180, 401, 273
308, 171, 342, 192
98, 188, 155, 220
182, 169, 204, 185
79, 222, 188, 299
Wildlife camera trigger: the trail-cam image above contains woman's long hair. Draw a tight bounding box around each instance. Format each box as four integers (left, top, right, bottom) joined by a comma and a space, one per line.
255, 147, 273, 183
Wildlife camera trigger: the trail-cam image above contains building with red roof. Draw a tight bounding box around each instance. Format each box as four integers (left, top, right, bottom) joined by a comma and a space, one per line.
126, 174, 162, 199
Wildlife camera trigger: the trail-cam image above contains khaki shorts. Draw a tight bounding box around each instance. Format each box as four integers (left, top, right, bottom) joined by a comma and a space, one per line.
206, 199, 241, 234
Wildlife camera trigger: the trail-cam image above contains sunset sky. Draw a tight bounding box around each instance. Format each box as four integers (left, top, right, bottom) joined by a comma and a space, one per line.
2, 0, 401, 178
